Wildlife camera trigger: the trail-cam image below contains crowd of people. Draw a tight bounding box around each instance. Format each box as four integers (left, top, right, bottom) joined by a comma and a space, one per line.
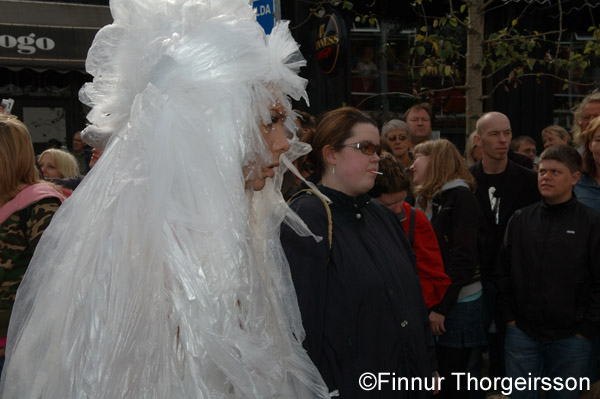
1, 0, 600, 398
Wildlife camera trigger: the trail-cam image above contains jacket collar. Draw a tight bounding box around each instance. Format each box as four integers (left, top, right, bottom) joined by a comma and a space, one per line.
541, 194, 577, 211
318, 185, 371, 211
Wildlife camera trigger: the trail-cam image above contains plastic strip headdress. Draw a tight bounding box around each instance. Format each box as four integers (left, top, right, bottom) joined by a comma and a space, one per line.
0, 0, 330, 398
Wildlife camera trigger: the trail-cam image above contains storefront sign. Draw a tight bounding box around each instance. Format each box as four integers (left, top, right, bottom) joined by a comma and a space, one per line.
315, 13, 344, 75
0, 25, 97, 69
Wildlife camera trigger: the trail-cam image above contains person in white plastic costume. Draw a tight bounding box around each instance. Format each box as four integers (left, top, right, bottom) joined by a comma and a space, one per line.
0, 0, 332, 398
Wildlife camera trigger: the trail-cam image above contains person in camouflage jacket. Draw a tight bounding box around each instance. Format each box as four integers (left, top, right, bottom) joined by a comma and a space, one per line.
0, 115, 65, 341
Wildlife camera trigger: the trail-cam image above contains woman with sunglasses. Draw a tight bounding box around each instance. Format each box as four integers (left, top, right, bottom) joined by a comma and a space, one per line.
411, 139, 485, 398
382, 119, 412, 169
282, 107, 437, 398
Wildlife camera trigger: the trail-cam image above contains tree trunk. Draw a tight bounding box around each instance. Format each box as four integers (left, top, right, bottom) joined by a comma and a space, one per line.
465, 0, 484, 138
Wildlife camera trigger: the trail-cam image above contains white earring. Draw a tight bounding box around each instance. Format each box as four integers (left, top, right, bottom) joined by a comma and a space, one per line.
332, 166, 335, 176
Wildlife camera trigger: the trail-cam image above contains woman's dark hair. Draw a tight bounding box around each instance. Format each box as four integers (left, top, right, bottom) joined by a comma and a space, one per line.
368, 152, 411, 198
307, 106, 377, 176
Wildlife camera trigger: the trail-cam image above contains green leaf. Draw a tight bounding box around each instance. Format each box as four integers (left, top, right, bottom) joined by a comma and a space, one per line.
526, 58, 535, 70
342, 1, 353, 10
460, 4, 467, 13
417, 46, 426, 56
511, 19, 518, 26
433, 19, 439, 28
449, 18, 458, 27
420, 26, 427, 32
562, 83, 569, 90
444, 65, 452, 76
355, 16, 361, 22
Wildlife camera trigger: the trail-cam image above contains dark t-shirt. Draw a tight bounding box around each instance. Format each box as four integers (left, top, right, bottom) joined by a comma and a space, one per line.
475, 170, 508, 226
469, 161, 540, 279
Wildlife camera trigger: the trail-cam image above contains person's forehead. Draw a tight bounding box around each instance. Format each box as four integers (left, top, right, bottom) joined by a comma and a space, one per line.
381, 191, 407, 202
538, 159, 567, 170
386, 128, 407, 136
519, 141, 535, 149
583, 101, 600, 114
350, 122, 379, 138
481, 115, 510, 133
407, 109, 429, 119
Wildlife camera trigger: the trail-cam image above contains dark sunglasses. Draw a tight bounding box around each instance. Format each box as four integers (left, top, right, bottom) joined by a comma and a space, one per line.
387, 134, 408, 142
341, 141, 382, 156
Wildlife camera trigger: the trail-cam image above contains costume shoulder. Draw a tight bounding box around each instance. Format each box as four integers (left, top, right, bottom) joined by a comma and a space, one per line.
288, 189, 329, 221
287, 189, 331, 243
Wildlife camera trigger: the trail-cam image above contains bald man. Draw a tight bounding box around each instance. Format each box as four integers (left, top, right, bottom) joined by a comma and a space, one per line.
469, 112, 540, 380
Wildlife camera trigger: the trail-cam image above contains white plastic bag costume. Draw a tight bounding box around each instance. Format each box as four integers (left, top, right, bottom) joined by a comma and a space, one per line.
0, 0, 330, 398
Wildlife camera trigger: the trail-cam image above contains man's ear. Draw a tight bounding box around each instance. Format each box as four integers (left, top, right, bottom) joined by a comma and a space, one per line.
571, 170, 581, 186
322, 144, 337, 167
473, 134, 481, 147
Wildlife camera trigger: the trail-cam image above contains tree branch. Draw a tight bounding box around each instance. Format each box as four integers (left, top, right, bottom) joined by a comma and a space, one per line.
482, 72, 597, 100
584, 0, 597, 26
555, 0, 563, 60
355, 87, 469, 108
483, 30, 565, 43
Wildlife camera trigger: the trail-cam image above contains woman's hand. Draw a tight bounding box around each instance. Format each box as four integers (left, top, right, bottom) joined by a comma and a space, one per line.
429, 311, 446, 336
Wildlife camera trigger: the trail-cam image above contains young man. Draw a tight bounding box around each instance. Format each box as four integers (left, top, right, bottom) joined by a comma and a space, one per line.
511, 135, 537, 164
496, 145, 600, 399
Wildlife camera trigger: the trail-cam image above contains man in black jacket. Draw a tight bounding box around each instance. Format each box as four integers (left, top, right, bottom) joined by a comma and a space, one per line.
496, 145, 600, 399
469, 112, 540, 381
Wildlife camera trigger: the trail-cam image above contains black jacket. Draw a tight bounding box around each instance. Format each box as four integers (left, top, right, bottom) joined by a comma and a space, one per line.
428, 182, 482, 316
281, 186, 435, 398
469, 160, 540, 280
495, 197, 600, 340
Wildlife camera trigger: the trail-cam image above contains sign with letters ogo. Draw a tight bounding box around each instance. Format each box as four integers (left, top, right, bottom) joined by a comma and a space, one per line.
253, 0, 274, 34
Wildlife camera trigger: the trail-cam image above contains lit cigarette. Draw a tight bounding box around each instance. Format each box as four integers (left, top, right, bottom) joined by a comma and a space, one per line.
371, 171, 383, 175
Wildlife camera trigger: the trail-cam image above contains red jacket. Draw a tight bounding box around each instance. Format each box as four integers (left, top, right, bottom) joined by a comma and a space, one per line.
401, 202, 450, 309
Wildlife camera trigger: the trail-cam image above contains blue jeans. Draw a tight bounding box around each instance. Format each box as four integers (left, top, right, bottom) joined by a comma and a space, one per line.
505, 325, 591, 399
